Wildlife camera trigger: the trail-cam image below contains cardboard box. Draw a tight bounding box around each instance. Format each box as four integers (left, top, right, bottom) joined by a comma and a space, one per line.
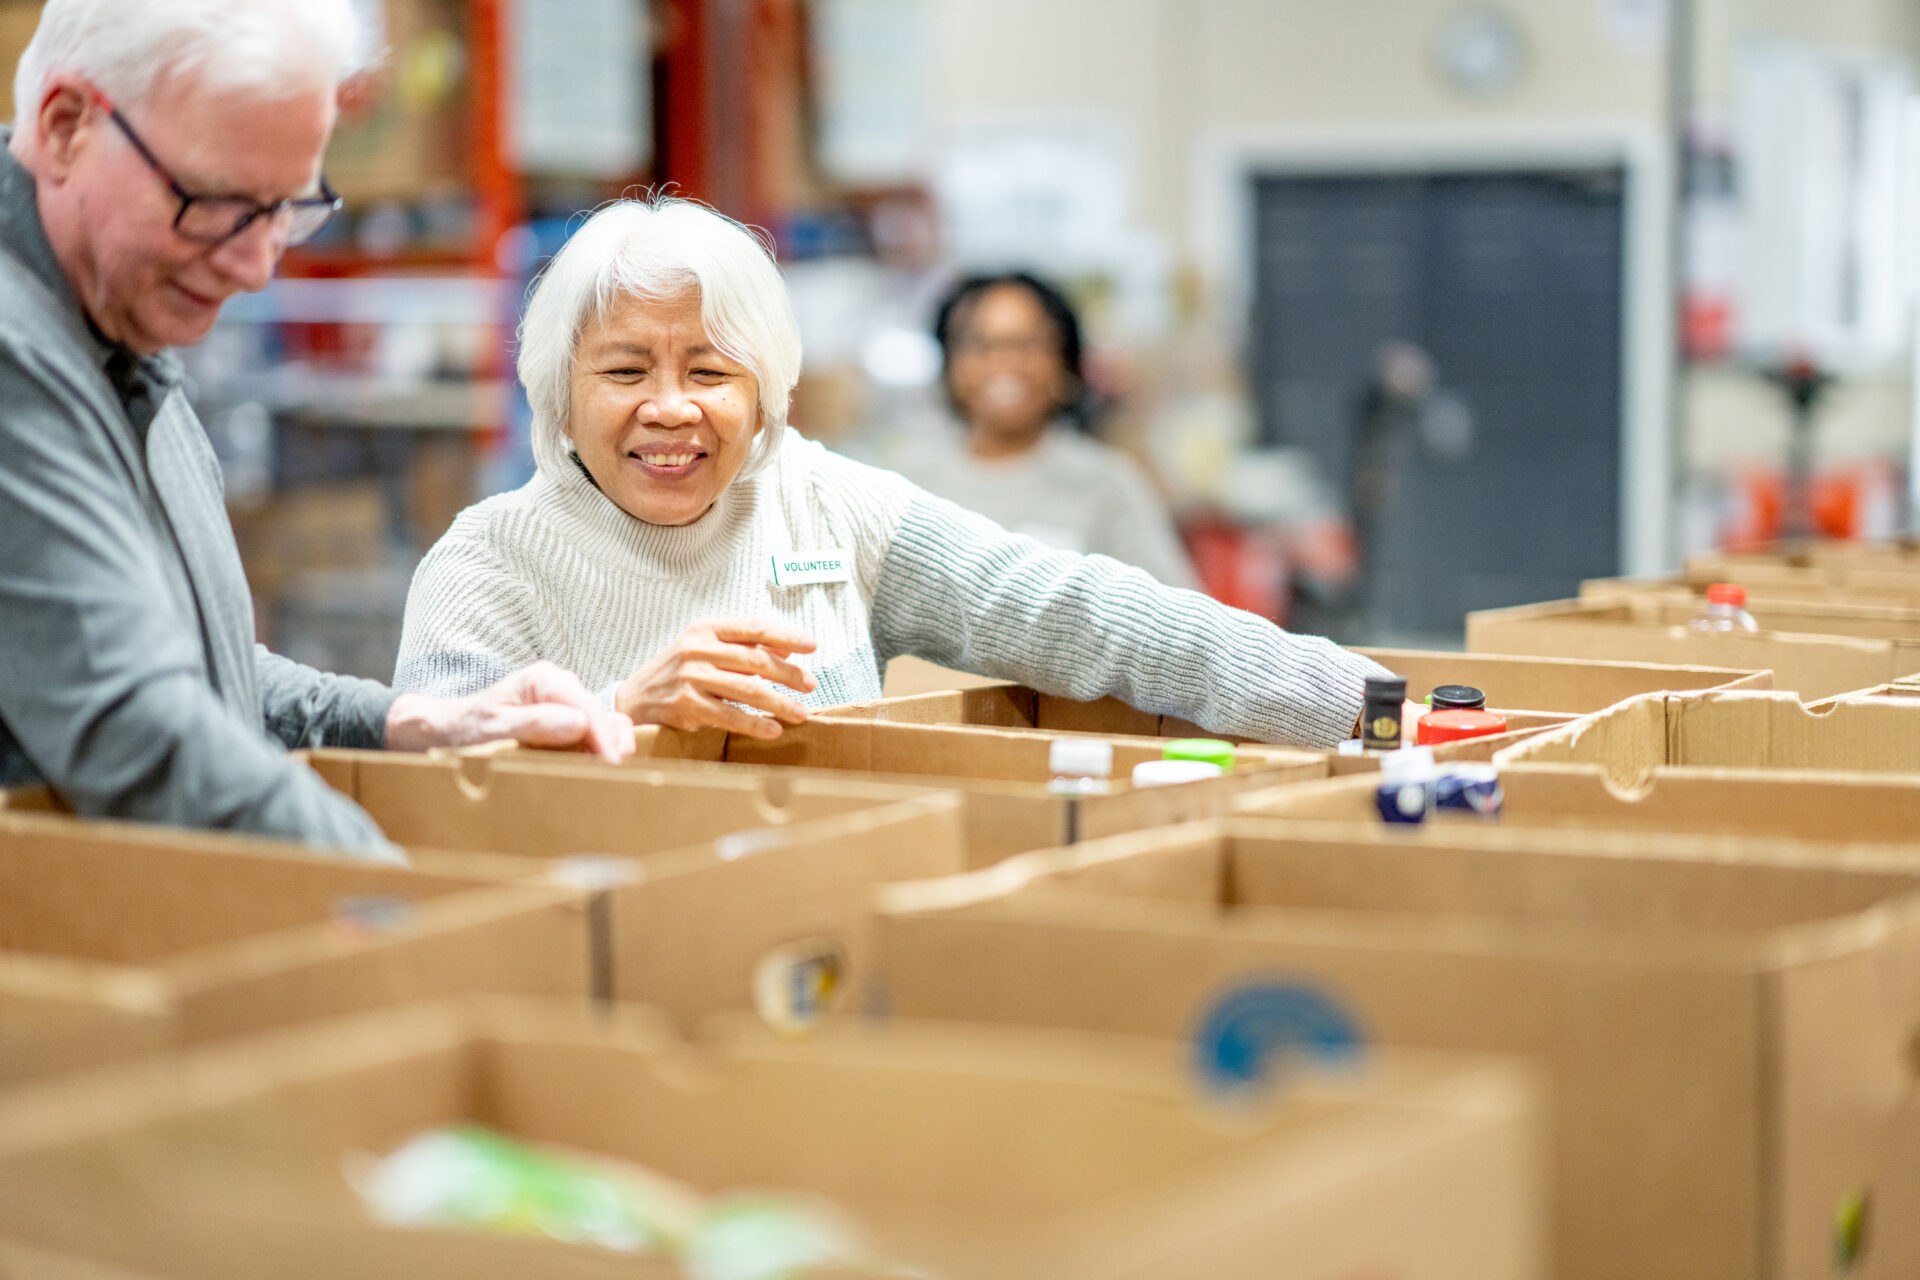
1236, 764, 1920, 851
5, 750, 943, 878
826, 651, 1771, 778
869, 819, 1920, 1280
1466, 595, 1920, 698
0, 813, 591, 1084
880, 654, 1007, 697
1694, 538, 1920, 569
301, 747, 946, 874
1493, 688, 1920, 784
227, 483, 389, 601
0, 998, 1546, 1280
1582, 570, 1920, 608
476, 717, 1329, 865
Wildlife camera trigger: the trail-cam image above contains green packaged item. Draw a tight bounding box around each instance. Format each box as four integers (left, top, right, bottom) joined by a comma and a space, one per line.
349, 1124, 881, 1279
1162, 738, 1235, 772
348, 1124, 698, 1252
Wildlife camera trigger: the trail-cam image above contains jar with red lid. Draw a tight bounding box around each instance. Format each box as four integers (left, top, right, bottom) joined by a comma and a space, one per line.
1414, 707, 1509, 746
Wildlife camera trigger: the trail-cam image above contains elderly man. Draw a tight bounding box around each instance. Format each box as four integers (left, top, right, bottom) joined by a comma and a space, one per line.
0, 0, 632, 861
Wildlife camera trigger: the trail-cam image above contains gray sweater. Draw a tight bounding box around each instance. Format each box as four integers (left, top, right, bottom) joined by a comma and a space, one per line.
0, 139, 398, 857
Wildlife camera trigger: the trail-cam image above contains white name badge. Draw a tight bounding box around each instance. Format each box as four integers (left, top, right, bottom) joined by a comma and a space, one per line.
770, 548, 853, 587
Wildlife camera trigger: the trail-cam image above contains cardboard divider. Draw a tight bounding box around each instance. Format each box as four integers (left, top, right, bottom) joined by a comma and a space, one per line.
1800, 673, 1920, 711
302, 748, 942, 873
601, 795, 970, 1033
1493, 688, 1920, 786
0, 813, 594, 1085
0, 997, 1545, 1280
868, 818, 1920, 1280
1466, 595, 1920, 698
1236, 766, 1920, 852
469, 717, 1330, 865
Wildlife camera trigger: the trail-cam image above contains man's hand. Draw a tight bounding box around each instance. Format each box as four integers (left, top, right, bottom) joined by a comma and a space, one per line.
616, 620, 818, 741
385, 661, 635, 762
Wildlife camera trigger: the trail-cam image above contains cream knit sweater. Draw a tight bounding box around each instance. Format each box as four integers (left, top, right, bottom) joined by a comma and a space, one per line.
394, 429, 1385, 747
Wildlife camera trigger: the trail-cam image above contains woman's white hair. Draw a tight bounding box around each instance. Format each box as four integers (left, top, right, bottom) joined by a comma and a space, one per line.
13, 0, 370, 143
518, 196, 802, 485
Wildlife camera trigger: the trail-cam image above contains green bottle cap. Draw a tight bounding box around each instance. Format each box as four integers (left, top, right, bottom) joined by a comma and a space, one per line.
1164, 738, 1235, 772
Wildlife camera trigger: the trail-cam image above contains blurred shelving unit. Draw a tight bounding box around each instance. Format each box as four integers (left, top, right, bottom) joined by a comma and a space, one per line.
0, 0, 819, 678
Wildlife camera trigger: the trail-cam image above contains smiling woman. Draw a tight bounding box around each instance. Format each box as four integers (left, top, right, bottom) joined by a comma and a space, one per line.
394, 197, 1388, 748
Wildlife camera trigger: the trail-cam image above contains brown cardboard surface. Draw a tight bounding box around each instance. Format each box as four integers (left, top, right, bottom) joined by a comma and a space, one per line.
869, 819, 1920, 1280
0, 997, 1544, 1280
0, 814, 592, 1082
1858, 1091, 1920, 1280
1466, 595, 1920, 698
1494, 689, 1920, 785
472, 717, 1330, 864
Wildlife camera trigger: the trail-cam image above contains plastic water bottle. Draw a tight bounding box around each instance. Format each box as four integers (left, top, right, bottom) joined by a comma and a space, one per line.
1689, 583, 1759, 633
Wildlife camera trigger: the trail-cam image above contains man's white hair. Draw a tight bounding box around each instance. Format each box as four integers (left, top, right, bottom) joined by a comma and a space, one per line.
12, 0, 370, 143
519, 197, 802, 487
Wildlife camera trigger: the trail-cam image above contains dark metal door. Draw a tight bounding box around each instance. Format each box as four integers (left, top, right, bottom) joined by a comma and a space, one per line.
1253, 169, 1625, 643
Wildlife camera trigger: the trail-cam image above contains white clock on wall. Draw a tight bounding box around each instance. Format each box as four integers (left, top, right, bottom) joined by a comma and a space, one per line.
1434, 5, 1529, 99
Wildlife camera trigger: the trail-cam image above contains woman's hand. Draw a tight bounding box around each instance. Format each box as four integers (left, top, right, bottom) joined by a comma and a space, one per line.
386, 661, 636, 762
616, 620, 818, 739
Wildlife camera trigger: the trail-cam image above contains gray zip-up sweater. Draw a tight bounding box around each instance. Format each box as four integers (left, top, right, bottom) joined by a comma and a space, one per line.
0, 137, 399, 858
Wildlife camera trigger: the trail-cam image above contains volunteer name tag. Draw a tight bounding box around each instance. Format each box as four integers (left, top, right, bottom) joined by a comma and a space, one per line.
770, 548, 852, 587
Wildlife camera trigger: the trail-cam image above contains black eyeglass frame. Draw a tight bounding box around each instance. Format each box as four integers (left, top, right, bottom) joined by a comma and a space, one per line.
93, 91, 342, 248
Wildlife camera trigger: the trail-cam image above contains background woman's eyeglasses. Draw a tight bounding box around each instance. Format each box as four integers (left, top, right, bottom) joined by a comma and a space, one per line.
93, 91, 341, 248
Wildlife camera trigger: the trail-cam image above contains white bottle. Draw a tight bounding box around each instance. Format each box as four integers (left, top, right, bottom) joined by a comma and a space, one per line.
1047, 739, 1113, 795
1131, 759, 1225, 788
1689, 582, 1759, 633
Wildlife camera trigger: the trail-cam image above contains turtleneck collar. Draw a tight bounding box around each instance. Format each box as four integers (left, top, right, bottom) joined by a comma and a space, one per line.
528, 421, 767, 577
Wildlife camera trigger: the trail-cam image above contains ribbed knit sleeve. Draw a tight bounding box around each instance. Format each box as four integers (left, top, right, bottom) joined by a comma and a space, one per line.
393, 524, 543, 699
869, 494, 1389, 748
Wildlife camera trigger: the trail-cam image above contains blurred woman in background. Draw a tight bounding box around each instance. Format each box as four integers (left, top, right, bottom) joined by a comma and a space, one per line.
879, 272, 1199, 588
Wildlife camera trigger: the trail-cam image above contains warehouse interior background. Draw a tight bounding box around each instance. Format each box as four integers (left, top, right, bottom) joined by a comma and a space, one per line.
8, 0, 1918, 670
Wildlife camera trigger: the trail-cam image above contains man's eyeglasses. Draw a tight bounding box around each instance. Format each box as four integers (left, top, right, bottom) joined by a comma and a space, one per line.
94, 91, 341, 248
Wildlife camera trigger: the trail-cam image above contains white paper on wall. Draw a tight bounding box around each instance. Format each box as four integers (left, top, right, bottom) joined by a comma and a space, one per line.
508, 0, 651, 177
1736, 39, 1913, 372
814, 0, 931, 185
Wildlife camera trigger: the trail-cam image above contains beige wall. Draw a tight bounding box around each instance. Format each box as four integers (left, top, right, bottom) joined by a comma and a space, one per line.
925, 0, 1920, 556
929, 0, 1670, 249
